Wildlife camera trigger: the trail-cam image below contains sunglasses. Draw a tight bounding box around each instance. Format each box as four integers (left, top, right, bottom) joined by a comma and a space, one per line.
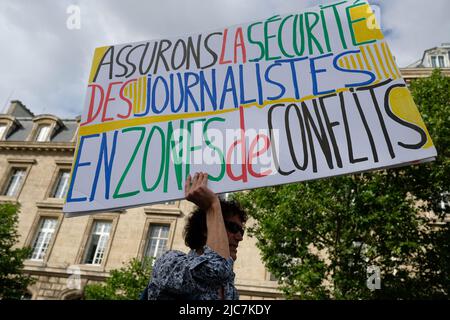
224, 220, 245, 236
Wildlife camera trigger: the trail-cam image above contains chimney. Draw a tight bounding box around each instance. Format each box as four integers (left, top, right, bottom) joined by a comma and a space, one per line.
6, 100, 35, 117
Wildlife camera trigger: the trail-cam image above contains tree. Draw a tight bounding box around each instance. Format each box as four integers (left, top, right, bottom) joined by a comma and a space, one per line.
235, 70, 450, 299
0, 203, 34, 299
84, 257, 153, 300
406, 69, 450, 218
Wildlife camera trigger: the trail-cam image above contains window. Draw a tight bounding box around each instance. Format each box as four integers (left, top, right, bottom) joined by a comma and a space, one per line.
0, 123, 6, 140
164, 201, 176, 205
35, 124, 51, 142
431, 56, 437, 68
439, 56, 445, 68
145, 224, 170, 260
51, 170, 71, 198
84, 221, 112, 265
29, 218, 58, 261
0, 116, 20, 141
2, 168, 26, 197
431, 55, 446, 68
269, 272, 278, 282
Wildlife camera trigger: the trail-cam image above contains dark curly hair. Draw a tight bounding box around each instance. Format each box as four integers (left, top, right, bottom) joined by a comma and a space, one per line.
183, 199, 248, 250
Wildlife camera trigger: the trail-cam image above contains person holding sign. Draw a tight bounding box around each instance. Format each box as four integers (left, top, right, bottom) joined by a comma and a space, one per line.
141, 172, 247, 300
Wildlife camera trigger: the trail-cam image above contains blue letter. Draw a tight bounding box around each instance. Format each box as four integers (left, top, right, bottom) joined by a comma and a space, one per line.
276, 57, 308, 100
199, 69, 217, 111
89, 131, 118, 201
239, 64, 257, 105
219, 66, 239, 109
184, 72, 200, 112
310, 53, 335, 95
135, 75, 151, 117
265, 62, 286, 101
151, 75, 169, 114
66, 134, 100, 203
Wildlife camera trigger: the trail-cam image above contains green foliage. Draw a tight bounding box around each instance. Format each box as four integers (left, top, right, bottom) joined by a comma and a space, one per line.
84, 257, 153, 300
235, 70, 450, 299
407, 69, 450, 217
0, 203, 34, 299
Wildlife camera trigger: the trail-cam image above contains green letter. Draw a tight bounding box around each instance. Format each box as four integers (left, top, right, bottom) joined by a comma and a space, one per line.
142, 125, 165, 192
305, 12, 324, 55
320, 1, 348, 50
164, 120, 185, 192
113, 127, 146, 199
278, 15, 295, 58
264, 15, 282, 61
247, 21, 264, 62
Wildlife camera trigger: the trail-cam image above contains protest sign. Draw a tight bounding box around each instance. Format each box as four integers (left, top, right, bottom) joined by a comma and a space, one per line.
64, 0, 436, 215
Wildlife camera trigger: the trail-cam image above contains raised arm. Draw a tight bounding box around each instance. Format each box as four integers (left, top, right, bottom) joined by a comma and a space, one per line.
185, 172, 230, 259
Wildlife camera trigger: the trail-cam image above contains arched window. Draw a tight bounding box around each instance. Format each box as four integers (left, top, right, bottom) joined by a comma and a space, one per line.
29, 115, 64, 142
0, 115, 20, 140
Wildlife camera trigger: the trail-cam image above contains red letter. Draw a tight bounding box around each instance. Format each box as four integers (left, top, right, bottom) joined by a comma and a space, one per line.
226, 106, 248, 182
248, 133, 272, 178
233, 27, 247, 64
102, 81, 122, 122
80, 84, 104, 126
219, 29, 232, 65
118, 79, 136, 119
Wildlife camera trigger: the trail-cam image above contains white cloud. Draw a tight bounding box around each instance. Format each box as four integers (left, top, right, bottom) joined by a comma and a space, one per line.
377, 0, 450, 67
0, 0, 448, 118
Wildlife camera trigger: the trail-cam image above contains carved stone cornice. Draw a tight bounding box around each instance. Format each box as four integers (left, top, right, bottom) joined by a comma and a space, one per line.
0, 141, 75, 152
35, 200, 65, 210
144, 206, 182, 216
23, 264, 110, 280
400, 67, 450, 80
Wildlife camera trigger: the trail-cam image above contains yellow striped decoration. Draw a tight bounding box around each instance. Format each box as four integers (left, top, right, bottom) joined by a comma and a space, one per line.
343, 56, 351, 69
144, 77, 148, 112
386, 45, 402, 78
121, 76, 148, 115
349, 55, 358, 70
373, 44, 389, 79
141, 77, 148, 114
136, 78, 141, 114
133, 81, 138, 113
365, 45, 382, 81
360, 46, 373, 71
381, 42, 396, 79
356, 54, 365, 70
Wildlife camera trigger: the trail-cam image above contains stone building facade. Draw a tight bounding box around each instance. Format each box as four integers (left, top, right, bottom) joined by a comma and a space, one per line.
0, 101, 282, 300
401, 43, 450, 83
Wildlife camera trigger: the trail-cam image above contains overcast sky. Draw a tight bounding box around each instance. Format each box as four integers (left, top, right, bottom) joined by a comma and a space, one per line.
0, 0, 449, 118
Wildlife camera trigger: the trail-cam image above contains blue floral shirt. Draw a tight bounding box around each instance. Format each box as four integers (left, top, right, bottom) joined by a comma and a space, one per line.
145, 246, 239, 300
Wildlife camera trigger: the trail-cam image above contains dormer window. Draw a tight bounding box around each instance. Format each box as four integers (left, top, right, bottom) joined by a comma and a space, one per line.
35, 124, 51, 142
431, 55, 446, 68
30, 115, 64, 143
0, 115, 20, 141
0, 123, 6, 140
